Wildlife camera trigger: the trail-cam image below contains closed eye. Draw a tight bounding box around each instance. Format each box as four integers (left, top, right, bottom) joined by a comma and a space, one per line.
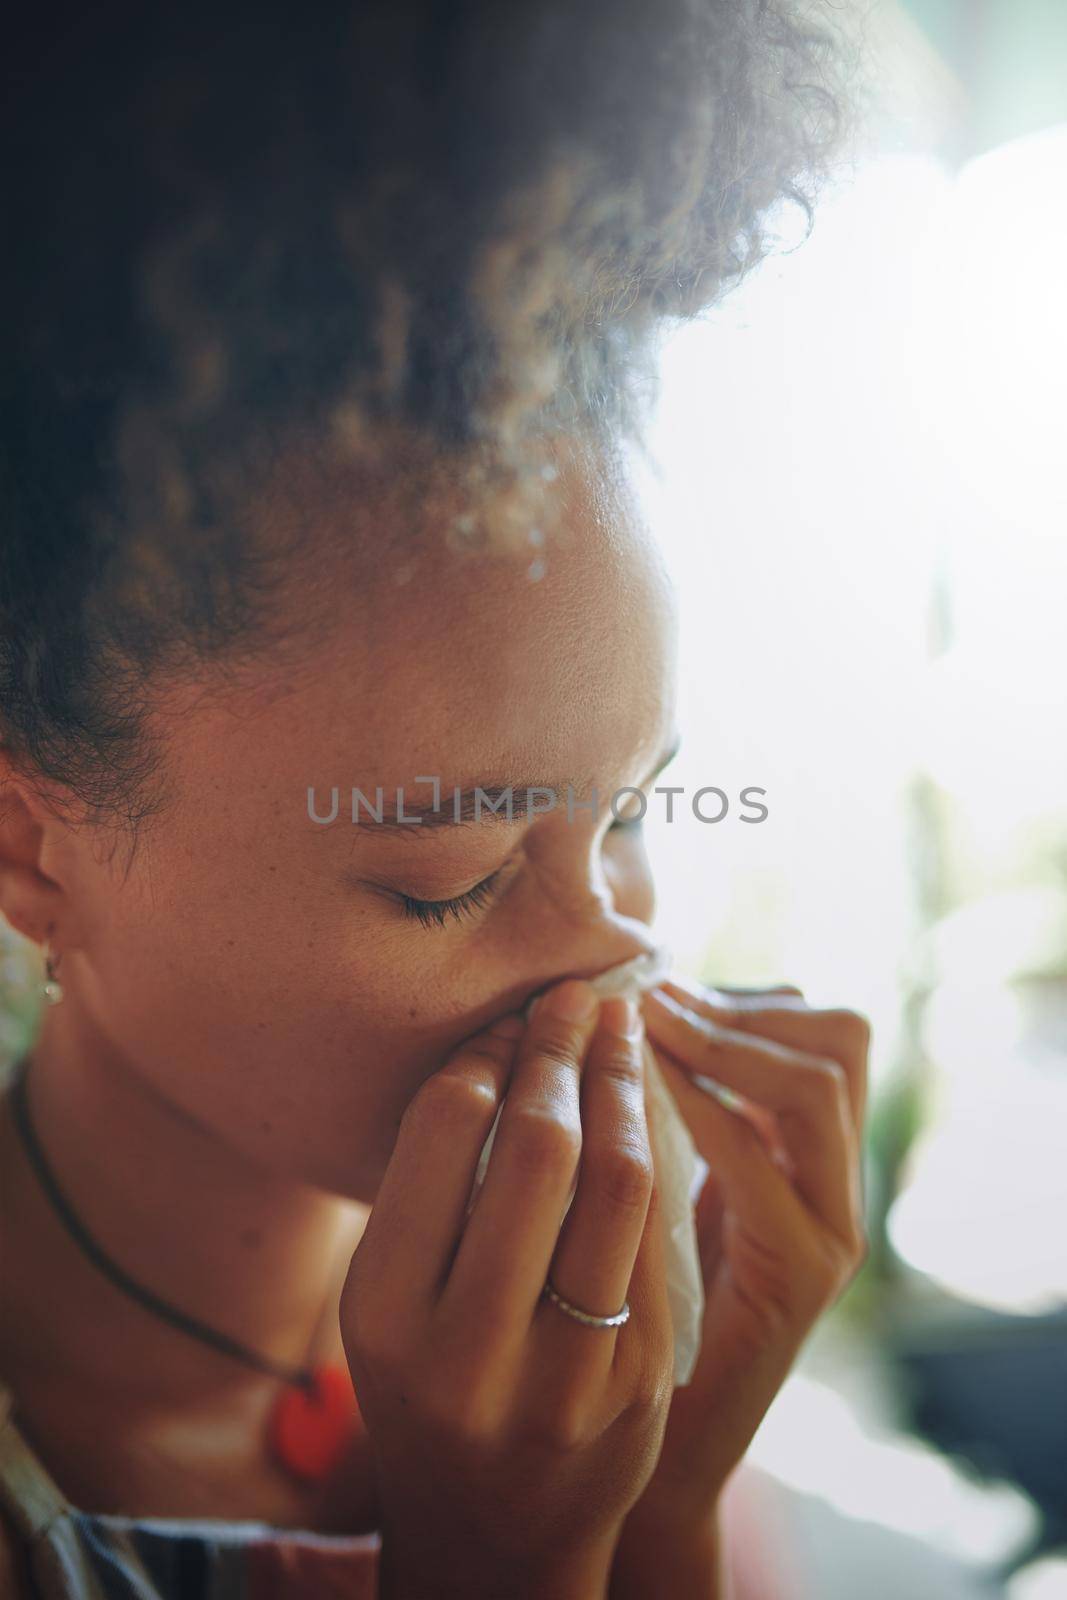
400, 807, 645, 926
393, 743, 674, 927
399, 870, 504, 929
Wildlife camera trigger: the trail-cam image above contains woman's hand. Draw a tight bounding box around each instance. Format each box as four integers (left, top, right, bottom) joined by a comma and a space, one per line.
340, 980, 675, 1600
610, 977, 870, 1595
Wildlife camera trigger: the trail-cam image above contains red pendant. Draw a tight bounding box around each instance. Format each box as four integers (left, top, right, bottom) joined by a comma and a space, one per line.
268, 1363, 361, 1482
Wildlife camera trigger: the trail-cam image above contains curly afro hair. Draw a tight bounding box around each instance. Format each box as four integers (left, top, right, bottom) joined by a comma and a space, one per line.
1, 0, 848, 835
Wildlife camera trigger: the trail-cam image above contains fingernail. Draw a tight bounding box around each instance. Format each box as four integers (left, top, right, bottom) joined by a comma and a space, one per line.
543, 979, 598, 1023
601, 996, 642, 1039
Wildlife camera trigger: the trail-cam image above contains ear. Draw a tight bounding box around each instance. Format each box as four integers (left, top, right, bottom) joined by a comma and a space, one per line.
0, 756, 68, 951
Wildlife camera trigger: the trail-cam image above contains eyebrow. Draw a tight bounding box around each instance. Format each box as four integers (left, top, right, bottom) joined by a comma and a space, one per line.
343, 734, 683, 836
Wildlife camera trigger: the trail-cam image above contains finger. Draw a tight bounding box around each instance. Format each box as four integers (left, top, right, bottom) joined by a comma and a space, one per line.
441, 979, 600, 1335
354, 1014, 523, 1312
609, 1138, 673, 1391
653, 1050, 812, 1248
653, 975, 870, 1133
661, 974, 808, 1015
694, 1169, 726, 1284
543, 997, 653, 1338
643, 989, 860, 1243
707, 981, 805, 999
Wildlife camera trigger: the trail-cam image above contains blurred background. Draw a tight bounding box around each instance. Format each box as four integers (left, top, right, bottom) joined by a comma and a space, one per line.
0, 1, 1062, 1595
630, 1, 1067, 1594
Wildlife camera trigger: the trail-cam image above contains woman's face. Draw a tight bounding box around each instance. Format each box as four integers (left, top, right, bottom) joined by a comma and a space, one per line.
39, 445, 679, 1203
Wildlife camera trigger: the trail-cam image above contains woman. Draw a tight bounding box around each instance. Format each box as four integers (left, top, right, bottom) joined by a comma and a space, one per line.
0, 2, 868, 1595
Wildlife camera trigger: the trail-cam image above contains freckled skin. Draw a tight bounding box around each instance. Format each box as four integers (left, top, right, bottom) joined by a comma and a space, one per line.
0, 439, 679, 1514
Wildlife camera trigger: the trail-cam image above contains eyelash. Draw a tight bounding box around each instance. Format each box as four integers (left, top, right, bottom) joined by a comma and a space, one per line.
399, 873, 503, 930
398, 816, 644, 930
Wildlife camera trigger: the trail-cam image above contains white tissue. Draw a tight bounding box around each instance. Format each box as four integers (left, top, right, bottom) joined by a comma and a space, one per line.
468, 948, 706, 1386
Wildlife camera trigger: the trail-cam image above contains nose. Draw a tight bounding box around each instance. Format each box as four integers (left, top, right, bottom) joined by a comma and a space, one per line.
522, 852, 660, 997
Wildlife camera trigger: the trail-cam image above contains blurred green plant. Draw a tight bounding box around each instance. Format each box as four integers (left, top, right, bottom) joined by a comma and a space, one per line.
0, 926, 44, 1076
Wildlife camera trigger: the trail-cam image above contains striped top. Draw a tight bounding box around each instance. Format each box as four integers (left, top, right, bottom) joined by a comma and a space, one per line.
0, 1384, 381, 1599
0, 1381, 803, 1600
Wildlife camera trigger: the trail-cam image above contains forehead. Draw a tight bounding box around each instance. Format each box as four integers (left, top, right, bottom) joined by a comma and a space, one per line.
149, 446, 677, 831
321, 453, 673, 782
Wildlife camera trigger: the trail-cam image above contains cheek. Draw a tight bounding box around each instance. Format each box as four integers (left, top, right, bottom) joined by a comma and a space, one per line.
78, 867, 432, 1146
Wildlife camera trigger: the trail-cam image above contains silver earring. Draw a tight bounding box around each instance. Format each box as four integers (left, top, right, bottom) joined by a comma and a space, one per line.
41, 943, 64, 1005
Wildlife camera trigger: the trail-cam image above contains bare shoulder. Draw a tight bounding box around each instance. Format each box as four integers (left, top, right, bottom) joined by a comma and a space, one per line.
0, 1502, 32, 1599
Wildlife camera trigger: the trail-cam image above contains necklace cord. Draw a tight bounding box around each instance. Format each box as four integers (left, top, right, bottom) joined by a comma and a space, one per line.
7, 1053, 316, 1394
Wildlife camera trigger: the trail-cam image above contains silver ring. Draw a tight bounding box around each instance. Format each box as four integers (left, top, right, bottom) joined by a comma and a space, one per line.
542, 1279, 631, 1329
